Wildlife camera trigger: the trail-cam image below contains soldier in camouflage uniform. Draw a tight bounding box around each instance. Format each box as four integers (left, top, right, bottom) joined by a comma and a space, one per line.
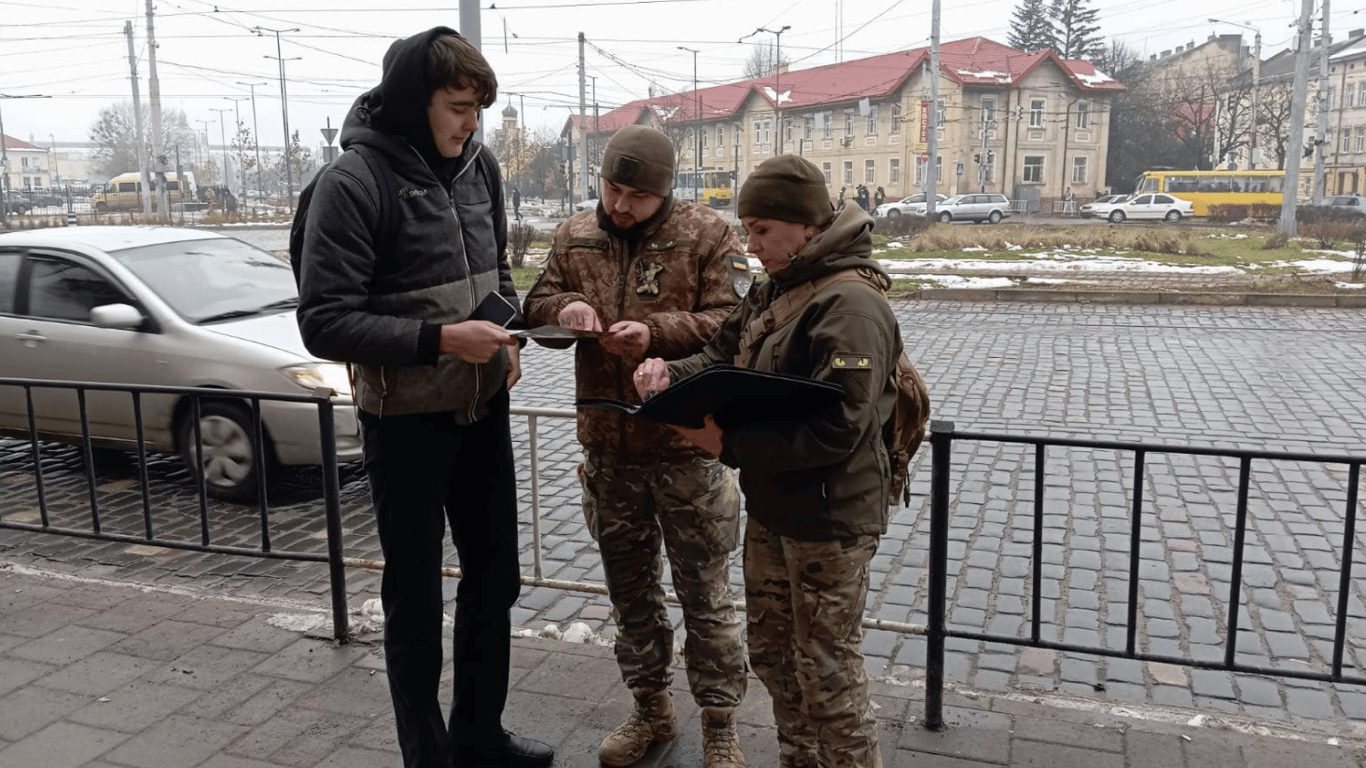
523, 125, 751, 768
635, 154, 900, 768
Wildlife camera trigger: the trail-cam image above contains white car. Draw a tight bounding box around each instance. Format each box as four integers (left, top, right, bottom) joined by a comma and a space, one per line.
1079, 194, 1131, 219
1106, 193, 1193, 223
0, 226, 361, 501
574, 198, 599, 212
875, 193, 947, 218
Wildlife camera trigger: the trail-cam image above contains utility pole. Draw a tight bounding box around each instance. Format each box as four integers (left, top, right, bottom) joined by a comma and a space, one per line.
1279, 0, 1316, 236
124, 20, 152, 215
194, 119, 213, 177
210, 107, 232, 206
578, 32, 589, 204
1312, 0, 1331, 202
256, 26, 300, 211
145, 0, 169, 218
678, 46, 700, 203
758, 26, 789, 156
238, 82, 268, 209
227, 96, 250, 196
925, 0, 941, 220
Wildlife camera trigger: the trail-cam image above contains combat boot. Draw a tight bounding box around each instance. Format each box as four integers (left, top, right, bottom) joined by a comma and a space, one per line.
597, 689, 678, 767
701, 706, 746, 768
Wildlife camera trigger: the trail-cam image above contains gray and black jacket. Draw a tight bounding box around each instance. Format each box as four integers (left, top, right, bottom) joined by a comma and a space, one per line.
296, 27, 514, 421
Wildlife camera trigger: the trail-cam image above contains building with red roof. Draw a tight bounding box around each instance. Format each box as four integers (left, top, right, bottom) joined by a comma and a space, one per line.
561, 36, 1124, 209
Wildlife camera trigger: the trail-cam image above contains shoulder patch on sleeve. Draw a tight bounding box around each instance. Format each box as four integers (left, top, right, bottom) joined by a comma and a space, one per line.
831, 353, 875, 371
729, 255, 750, 272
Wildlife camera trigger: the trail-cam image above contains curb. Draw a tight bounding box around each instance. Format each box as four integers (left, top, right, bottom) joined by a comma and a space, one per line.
906, 287, 1366, 308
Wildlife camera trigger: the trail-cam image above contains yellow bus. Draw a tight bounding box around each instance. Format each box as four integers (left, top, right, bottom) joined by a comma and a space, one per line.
91, 172, 198, 212
675, 168, 734, 208
1133, 169, 1283, 217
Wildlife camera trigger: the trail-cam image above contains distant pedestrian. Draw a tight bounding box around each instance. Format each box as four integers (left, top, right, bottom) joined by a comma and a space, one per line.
837, 186, 847, 211
856, 183, 870, 212
1063, 187, 1075, 215
512, 186, 522, 221
874, 185, 886, 211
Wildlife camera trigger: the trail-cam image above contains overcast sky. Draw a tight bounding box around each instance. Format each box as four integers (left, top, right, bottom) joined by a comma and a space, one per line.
1, 0, 1355, 154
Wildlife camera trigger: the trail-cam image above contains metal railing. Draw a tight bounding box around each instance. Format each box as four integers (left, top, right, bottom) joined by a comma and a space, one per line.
3, 378, 1362, 732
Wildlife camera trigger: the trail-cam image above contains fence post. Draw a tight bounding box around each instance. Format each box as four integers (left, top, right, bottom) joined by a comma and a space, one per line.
314, 389, 350, 643
923, 419, 954, 730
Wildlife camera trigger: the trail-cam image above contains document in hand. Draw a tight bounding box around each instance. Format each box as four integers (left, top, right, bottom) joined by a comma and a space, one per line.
514, 325, 605, 341
577, 364, 845, 429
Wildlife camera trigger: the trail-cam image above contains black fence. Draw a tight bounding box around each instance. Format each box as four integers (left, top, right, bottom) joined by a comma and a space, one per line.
2, 379, 1362, 732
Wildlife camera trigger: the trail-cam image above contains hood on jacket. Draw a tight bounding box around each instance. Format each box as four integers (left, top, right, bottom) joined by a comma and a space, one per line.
340, 26, 475, 176
769, 203, 889, 290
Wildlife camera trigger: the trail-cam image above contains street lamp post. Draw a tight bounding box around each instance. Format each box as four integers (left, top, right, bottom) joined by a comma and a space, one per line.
1209, 19, 1262, 169
238, 81, 269, 212
49, 133, 59, 188
758, 26, 790, 155
256, 26, 301, 211
211, 107, 232, 207
678, 46, 700, 204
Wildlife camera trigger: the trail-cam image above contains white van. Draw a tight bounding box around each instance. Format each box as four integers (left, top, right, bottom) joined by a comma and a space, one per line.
91, 172, 198, 212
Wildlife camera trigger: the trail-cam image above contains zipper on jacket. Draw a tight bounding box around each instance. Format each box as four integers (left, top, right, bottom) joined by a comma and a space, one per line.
378, 367, 389, 418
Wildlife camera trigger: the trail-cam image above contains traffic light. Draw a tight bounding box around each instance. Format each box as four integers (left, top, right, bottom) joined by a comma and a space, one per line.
974, 153, 981, 163
1304, 145, 1314, 158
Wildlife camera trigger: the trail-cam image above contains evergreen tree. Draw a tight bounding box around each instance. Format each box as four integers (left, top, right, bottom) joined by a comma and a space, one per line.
1008, 0, 1057, 53
1050, 0, 1104, 60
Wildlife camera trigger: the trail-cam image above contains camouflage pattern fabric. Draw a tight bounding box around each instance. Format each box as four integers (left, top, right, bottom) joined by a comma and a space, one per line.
580, 452, 748, 707
744, 517, 882, 768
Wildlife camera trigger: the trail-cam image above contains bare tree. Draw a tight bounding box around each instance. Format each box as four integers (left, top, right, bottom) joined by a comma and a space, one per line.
89, 102, 196, 179
743, 41, 787, 79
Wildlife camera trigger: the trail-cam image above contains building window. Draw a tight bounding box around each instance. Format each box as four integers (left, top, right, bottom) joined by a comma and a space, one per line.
843, 160, 853, 185
717, 126, 724, 149
1071, 156, 1088, 184
1030, 99, 1045, 128
763, 119, 771, 144
890, 103, 901, 135
864, 159, 876, 183
1359, 83, 1366, 108
935, 99, 945, 125
1356, 126, 1365, 153
1023, 155, 1044, 183
1327, 87, 1336, 110
803, 116, 812, 140
1342, 127, 1353, 153
784, 117, 793, 143
844, 110, 855, 136
915, 156, 926, 184
981, 97, 996, 129
1347, 87, 1358, 109
889, 158, 900, 185
700, 128, 707, 152
754, 121, 762, 144
735, 126, 742, 146
823, 110, 834, 138
822, 162, 832, 185
1076, 102, 1091, 130
866, 105, 878, 136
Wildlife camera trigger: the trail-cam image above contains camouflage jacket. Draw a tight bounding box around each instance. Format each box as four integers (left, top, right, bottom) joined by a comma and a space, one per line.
524, 197, 748, 458
667, 204, 901, 541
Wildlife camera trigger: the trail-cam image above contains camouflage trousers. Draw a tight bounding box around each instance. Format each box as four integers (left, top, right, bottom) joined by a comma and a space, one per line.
579, 451, 748, 707
744, 517, 882, 768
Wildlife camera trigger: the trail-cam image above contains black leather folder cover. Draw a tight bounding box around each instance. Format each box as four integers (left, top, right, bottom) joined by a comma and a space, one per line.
577, 364, 845, 429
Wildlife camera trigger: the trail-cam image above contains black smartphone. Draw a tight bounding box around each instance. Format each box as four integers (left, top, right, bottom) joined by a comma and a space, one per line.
470, 291, 518, 327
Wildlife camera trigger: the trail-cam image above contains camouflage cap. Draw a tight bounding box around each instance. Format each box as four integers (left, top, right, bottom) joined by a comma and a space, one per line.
601, 125, 675, 198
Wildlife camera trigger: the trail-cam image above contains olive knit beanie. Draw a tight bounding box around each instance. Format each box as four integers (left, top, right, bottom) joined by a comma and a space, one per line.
600, 125, 675, 198
737, 154, 834, 227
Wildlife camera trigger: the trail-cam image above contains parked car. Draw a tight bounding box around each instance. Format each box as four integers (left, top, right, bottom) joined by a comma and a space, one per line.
574, 197, 599, 212
913, 193, 1012, 224
1079, 194, 1131, 219
2, 194, 34, 216
0, 226, 361, 501
1318, 193, 1366, 215
1105, 193, 1193, 223
874, 193, 947, 218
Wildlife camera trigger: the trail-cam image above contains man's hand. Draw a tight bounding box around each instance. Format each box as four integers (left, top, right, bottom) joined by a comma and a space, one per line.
558, 301, 603, 333
505, 343, 522, 389
632, 358, 671, 400
670, 414, 723, 457
439, 320, 517, 363
602, 320, 650, 360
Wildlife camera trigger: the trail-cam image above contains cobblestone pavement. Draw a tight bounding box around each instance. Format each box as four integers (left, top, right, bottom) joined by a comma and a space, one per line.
3, 300, 1365, 735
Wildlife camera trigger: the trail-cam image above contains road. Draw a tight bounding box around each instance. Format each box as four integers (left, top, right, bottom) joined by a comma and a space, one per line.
3, 292, 1365, 730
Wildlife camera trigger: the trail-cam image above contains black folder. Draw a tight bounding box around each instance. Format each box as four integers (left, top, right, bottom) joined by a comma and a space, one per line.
577, 364, 845, 429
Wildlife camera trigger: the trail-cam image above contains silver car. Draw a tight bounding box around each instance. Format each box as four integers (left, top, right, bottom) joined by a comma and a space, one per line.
0, 226, 361, 501
912, 193, 1012, 224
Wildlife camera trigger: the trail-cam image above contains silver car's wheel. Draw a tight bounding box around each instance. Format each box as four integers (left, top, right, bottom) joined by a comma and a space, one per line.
988, 210, 1003, 224
179, 401, 263, 502
1164, 210, 1181, 222
887, 209, 901, 218
939, 211, 953, 223
1109, 210, 1126, 223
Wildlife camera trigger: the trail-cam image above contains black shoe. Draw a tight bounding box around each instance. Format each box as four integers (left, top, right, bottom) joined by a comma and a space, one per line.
454, 729, 554, 768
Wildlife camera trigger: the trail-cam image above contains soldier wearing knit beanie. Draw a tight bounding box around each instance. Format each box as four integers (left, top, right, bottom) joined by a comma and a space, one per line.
737, 154, 835, 228
601, 125, 675, 198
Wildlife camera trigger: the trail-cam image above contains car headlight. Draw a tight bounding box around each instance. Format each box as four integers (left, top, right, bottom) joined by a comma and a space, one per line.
282, 363, 353, 397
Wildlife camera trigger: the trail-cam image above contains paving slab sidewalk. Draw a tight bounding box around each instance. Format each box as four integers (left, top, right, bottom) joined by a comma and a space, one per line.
2, 563, 1362, 768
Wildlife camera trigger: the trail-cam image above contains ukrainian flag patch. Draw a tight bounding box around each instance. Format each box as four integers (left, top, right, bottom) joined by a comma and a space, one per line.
831, 353, 874, 370
730, 255, 749, 272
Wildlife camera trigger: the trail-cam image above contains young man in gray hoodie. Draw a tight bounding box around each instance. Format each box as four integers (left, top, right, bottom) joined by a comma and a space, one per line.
295, 27, 551, 768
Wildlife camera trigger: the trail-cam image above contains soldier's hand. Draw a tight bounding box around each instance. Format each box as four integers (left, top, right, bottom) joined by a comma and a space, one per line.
602, 321, 650, 360
439, 320, 517, 363
670, 414, 722, 457
505, 343, 522, 389
632, 358, 671, 400
558, 301, 603, 333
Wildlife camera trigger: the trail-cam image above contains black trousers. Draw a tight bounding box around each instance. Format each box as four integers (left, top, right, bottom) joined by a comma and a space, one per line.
359, 389, 522, 768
